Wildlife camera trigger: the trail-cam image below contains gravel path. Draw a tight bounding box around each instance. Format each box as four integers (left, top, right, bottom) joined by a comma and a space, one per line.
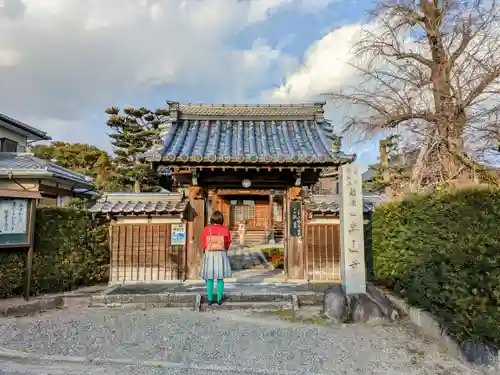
0, 306, 476, 375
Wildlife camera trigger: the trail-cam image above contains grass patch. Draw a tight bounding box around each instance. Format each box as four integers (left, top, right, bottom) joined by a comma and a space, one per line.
253, 308, 334, 326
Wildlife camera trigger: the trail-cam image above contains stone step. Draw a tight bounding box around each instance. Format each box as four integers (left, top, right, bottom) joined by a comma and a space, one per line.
90, 291, 323, 311
200, 300, 293, 312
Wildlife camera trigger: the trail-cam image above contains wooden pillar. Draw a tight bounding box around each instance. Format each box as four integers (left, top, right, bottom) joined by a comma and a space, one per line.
212, 189, 221, 213
267, 192, 274, 243
186, 186, 206, 280
285, 186, 305, 280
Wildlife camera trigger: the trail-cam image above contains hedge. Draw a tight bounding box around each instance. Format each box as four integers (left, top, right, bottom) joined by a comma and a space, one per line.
372, 187, 500, 350
0, 207, 109, 299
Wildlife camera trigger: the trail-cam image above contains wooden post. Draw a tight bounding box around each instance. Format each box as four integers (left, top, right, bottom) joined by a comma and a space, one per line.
286, 187, 304, 280
267, 192, 274, 244
24, 199, 37, 301
186, 186, 205, 280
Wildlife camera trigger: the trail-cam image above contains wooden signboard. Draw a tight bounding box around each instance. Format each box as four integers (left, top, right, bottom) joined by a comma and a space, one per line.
0, 197, 37, 300
289, 200, 302, 237
0, 198, 33, 248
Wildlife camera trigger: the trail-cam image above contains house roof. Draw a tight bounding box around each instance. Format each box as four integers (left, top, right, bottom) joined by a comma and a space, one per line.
89, 192, 187, 215
0, 113, 51, 141
145, 102, 355, 166
307, 194, 380, 213
0, 153, 93, 188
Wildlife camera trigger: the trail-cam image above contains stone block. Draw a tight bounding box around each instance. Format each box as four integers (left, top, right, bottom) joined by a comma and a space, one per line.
366, 284, 401, 320
322, 286, 347, 322
348, 294, 384, 323
0, 297, 64, 317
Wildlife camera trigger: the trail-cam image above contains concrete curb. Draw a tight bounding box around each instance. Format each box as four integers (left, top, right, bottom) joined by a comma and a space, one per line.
0, 296, 64, 318
376, 287, 499, 374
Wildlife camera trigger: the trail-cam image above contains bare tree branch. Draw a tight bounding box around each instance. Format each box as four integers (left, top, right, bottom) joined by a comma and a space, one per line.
324, 0, 500, 192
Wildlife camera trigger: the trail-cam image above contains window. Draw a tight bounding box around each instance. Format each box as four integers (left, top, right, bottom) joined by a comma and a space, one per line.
230, 200, 255, 223
1, 138, 19, 152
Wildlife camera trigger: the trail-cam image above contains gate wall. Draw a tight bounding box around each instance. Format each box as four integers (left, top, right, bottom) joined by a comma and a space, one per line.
109, 223, 186, 283
305, 221, 341, 281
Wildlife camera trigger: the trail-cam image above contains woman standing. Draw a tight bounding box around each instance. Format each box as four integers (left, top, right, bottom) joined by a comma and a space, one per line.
200, 210, 232, 305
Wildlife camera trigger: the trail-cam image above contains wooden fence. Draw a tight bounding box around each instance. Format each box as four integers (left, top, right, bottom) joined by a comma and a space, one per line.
305, 223, 341, 281
109, 223, 186, 283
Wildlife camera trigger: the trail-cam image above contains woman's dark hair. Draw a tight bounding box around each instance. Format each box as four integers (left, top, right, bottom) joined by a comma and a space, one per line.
210, 210, 224, 225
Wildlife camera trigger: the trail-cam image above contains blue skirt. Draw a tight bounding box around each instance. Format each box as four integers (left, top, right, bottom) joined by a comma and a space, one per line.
200, 251, 232, 280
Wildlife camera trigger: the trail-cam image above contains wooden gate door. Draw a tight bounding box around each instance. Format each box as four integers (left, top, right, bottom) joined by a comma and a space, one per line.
305, 223, 341, 281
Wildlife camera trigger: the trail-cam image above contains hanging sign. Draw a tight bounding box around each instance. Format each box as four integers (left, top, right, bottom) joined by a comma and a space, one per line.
289, 200, 302, 237
171, 223, 186, 245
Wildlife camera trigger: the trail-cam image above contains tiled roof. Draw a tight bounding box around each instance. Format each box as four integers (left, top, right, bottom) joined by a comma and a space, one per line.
145, 102, 354, 166
89, 193, 187, 215
0, 153, 93, 187
307, 194, 380, 213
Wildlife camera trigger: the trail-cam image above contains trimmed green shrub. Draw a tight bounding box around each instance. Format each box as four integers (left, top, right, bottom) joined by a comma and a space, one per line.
372, 187, 500, 349
0, 207, 109, 299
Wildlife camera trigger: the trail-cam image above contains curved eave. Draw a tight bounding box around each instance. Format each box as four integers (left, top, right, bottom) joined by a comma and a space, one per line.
0, 170, 94, 189
146, 153, 356, 167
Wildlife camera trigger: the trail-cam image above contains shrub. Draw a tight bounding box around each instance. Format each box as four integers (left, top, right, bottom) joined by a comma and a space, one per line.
261, 247, 284, 269
372, 187, 500, 350
0, 207, 109, 299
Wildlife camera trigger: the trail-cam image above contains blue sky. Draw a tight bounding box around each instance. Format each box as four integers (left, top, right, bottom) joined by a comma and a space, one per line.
0, 0, 380, 172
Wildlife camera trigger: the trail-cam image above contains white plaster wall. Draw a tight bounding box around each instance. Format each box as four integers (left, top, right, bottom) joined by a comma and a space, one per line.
0, 124, 27, 151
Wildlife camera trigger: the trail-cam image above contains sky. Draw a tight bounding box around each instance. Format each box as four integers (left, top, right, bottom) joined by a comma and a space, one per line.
0, 0, 382, 172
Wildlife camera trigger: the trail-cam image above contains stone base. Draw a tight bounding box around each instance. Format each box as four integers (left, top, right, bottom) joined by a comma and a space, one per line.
322, 284, 402, 323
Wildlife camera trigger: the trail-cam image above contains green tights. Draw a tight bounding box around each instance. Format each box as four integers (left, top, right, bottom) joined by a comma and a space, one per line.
205, 279, 224, 302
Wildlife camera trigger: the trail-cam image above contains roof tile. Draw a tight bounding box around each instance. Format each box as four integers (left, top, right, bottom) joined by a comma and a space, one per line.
0, 153, 93, 187
307, 194, 379, 213
145, 102, 354, 166
89, 193, 187, 215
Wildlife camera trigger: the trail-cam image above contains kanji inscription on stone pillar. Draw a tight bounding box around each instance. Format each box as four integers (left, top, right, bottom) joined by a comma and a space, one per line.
339, 163, 367, 295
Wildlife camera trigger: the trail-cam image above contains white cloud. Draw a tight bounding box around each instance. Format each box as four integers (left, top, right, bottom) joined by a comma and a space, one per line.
263, 21, 382, 168
265, 23, 372, 102
0, 0, 333, 144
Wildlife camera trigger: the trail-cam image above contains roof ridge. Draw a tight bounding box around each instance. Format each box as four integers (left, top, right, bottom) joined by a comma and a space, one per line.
170, 102, 326, 108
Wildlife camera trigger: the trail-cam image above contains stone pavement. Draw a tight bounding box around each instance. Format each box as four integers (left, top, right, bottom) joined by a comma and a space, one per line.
0, 304, 476, 375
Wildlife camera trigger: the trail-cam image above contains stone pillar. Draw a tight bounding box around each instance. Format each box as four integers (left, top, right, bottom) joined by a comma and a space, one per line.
238, 221, 246, 248
339, 163, 367, 295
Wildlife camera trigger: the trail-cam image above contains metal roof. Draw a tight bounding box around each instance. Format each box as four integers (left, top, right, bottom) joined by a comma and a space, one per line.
89, 192, 187, 215
145, 102, 355, 166
0, 153, 93, 188
0, 113, 51, 141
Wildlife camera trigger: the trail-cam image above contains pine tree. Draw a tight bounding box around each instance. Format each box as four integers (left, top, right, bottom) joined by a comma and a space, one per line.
30, 141, 122, 192
105, 107, 168, 192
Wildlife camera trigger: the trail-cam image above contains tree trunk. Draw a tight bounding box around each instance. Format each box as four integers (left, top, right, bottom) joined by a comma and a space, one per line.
410, 131, 434, 192
134, 180, 141, 193
380, 140, 392, 199
421, 0, 470, 184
